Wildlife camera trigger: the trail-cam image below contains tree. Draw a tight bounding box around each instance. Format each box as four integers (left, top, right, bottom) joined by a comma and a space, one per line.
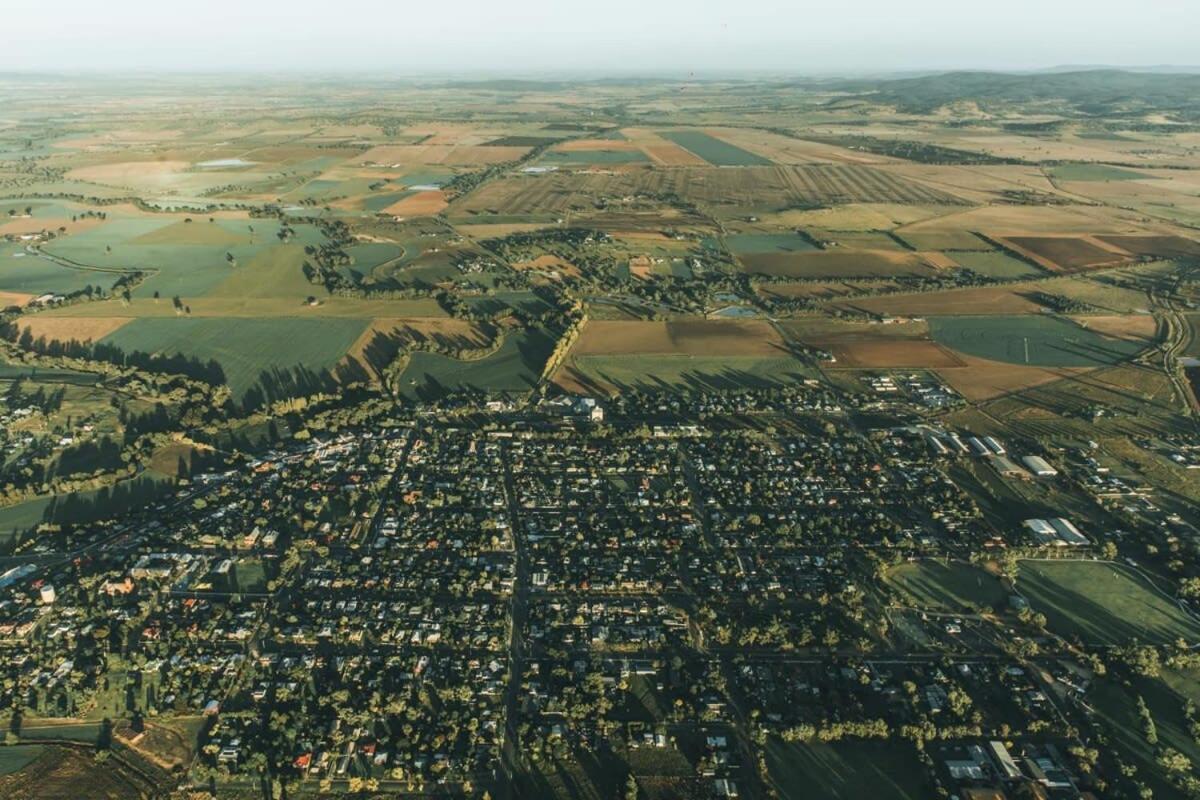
625, 773, 639, 800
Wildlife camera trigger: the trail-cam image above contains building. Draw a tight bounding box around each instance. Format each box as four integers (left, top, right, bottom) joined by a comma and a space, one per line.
1024, 518, 1089, 547
1021, 455, 1058, 477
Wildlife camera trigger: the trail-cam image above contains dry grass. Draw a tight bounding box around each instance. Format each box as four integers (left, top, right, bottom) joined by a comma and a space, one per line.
937, 355, 1091, 401
1070, 314, 1159, 343
66, 160, 189, 184
19, 316, 131, 343
781, 319, 964, 368
996, 235, 1129, 272
383, 190, 449, 217
0, 291, 34, 308
360, 144, 528, 167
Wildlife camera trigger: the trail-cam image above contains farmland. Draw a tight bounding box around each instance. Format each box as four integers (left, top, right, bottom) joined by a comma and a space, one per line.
99, 316, 369, 402
928, 315, 1148, 367
659, 130, 774, 166
3, 70, 1200, 800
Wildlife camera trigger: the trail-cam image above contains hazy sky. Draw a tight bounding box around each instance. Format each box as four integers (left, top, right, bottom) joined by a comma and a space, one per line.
4, 0, 1198, 75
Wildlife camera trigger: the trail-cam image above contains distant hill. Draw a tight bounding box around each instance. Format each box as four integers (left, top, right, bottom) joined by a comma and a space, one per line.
833, 70, 1200, 118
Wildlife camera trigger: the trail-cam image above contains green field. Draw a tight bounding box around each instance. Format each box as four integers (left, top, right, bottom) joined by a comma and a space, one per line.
42, 218, 327, 300
1017, 560, 1200, 645
884, 560, 1007, 612
398, 327, 556, 400
765, 740, 931, 800
0, 247, 116, 298
947, 249, 1043, 279
929, 315, 1147, 367
660, 131, 773, 166
1048, 163, 1149, 182
719, 233, 820, 255
100, 316, 369, 401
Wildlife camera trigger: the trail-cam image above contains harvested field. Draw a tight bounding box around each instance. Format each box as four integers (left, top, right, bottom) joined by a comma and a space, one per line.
571, 319, 789, 357
782, 320, 964, 368
1070, 314, 1159, 344
19, 316, 131, 344
741, 250, 937, 278
893, 230, 989, 250
998, 235, 1129, 271
0, 291, 34, 307
640, 143, 709, 166
936, 355, 1087, 401
359, 144, 529, 166
1095, 234, 1200, 260
66, 160, 190, 185
453, 166, 967, 217
382, 189, 449, 217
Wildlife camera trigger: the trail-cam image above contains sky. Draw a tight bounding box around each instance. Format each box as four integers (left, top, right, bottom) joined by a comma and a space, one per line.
4, 0, 1198, 75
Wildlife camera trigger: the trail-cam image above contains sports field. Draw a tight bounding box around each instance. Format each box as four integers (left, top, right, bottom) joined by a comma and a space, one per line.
929, 315, 1147, 367
884, 561, 1007, 612
1017, 560, 1200, 645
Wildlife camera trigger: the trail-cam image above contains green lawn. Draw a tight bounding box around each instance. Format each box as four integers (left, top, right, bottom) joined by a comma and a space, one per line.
929, 314, 1147, 367
765, 739, 932, 800
1017, 560, 1200, 645
660, 131, 773, 166
884, 560, 1008, 612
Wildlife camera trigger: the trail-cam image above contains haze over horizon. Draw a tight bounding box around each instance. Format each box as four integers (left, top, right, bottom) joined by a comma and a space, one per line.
4, 0, 1198, 75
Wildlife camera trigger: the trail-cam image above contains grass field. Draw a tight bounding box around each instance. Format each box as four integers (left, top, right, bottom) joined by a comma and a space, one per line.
1017, 560, 1200, 645
100, 316, 369, 401
884, 561, 1007, 612
660, 131, 773, 166
929, 315, 1147, 367
719, 233, 820, 255
1048, 164, 1149, 182
1, 247, 116, 298
765, 739, 931, 800
947, 249, 1043, 279
41, 218, 327, 300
